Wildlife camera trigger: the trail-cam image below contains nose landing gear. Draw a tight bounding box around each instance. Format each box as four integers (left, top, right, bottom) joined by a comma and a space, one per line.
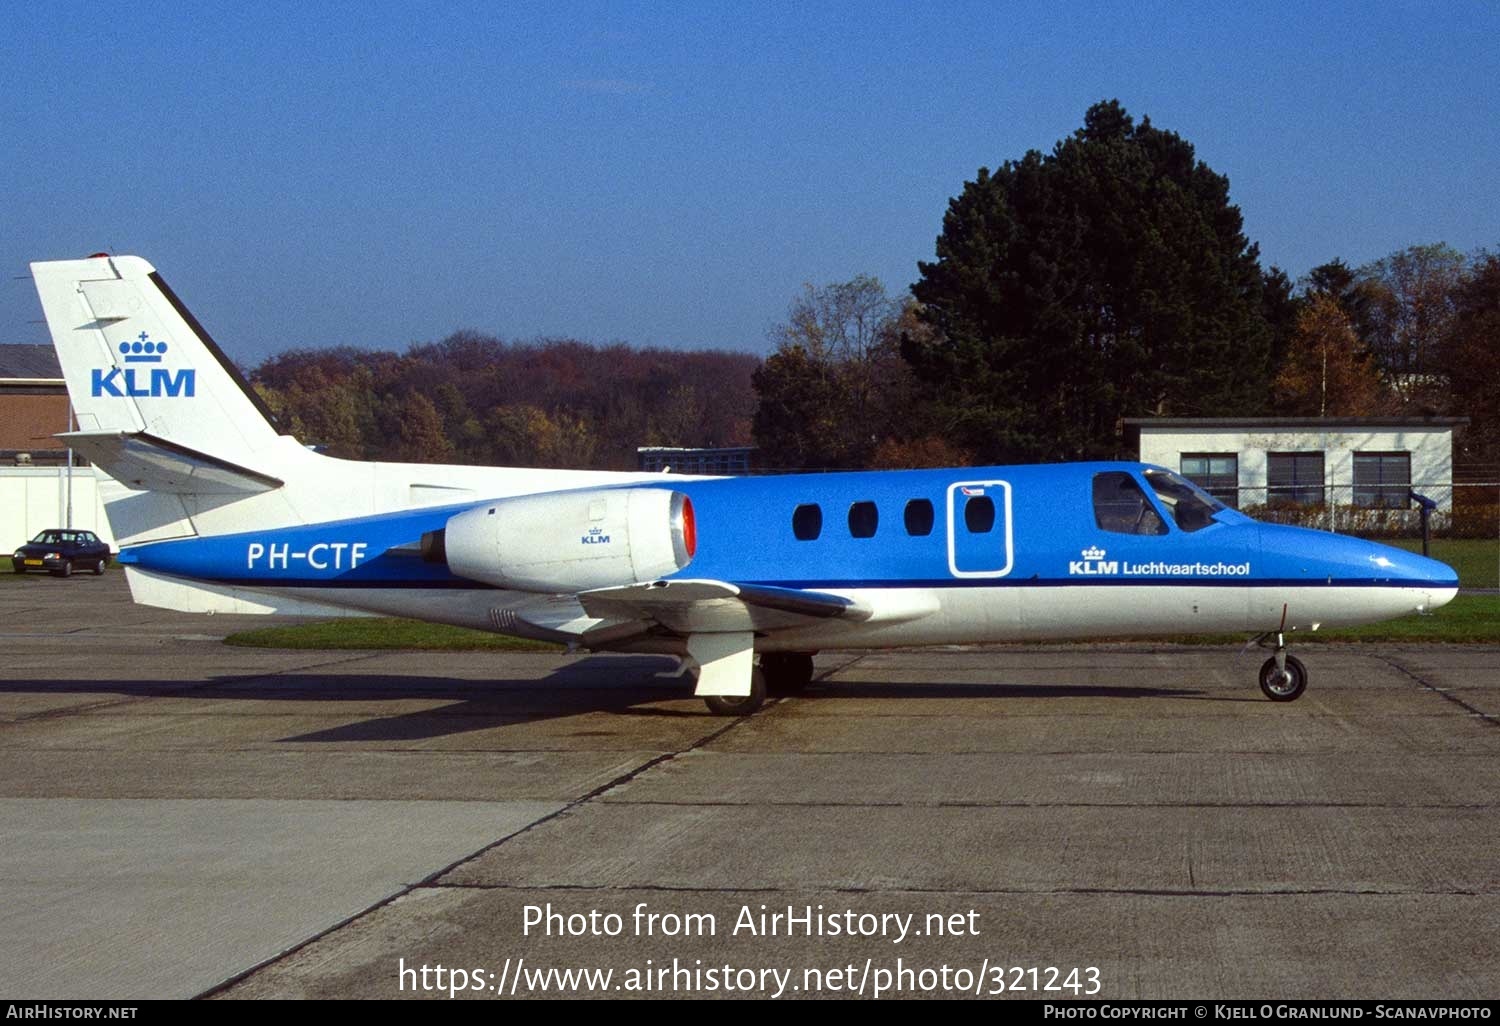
1256, 632, 1308, 702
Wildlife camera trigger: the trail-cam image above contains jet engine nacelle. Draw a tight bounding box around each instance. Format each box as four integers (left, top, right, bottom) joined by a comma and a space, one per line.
441, 487, 696, 592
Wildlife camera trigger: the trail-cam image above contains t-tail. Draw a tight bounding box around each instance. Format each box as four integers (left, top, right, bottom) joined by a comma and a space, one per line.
32, 255, 290, 507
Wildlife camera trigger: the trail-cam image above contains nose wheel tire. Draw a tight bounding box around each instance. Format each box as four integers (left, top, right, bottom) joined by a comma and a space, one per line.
703, 668, 768, 716
1259, 654, 1308, 702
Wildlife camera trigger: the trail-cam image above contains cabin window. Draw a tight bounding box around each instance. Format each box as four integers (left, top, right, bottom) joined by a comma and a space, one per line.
1353, 452, 1411, 509
1143, 468, 1223, 533
1093, 472, 1168, 535
904, 498, 935, 536
848, 501, 878, 538
964, 495, 996, 533
792, 504, 823, 540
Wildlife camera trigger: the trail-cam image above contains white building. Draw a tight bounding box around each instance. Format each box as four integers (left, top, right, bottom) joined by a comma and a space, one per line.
1, 465, 115, 552
1123, 417, 1467, 512
0, 345, 116, 551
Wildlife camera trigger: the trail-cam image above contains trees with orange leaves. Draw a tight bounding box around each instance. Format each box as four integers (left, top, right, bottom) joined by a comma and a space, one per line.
1271, 293, 1380, 417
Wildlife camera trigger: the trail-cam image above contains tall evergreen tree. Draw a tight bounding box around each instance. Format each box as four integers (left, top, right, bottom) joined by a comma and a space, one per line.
906, 100, 1274, 462
1444, 252, 1500, 466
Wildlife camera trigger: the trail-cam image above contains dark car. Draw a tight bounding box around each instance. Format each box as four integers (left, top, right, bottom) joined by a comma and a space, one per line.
11, 529, 111, 577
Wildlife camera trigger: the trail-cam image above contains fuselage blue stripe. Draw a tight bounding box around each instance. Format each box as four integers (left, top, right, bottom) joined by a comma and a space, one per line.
182, 575, 1454, 592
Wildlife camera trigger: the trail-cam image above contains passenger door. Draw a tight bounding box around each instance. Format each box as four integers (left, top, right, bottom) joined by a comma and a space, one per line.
945, 480, 1013, 577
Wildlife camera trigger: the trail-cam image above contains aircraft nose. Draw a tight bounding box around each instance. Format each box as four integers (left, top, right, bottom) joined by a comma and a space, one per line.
1393, 543, 1459, 608
1257, 523, 1460, 619
1361, 537, 1459, 613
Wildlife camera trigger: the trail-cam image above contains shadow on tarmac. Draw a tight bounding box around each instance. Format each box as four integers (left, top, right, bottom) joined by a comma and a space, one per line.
0, 652, 1245, 744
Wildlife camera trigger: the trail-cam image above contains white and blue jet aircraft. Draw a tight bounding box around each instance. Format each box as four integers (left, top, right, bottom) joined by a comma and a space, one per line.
30, 255, 1460, 714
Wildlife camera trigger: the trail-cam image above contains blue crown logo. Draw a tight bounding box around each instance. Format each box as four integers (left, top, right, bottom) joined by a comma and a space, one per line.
119, 331, 169, 364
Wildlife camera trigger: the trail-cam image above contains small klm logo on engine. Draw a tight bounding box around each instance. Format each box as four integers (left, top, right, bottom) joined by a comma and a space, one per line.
581, 525, 611, 546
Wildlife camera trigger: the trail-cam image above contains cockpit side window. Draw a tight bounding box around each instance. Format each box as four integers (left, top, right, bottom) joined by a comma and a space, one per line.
1142, 468, 1224, 533
1092, 472, 1168, 536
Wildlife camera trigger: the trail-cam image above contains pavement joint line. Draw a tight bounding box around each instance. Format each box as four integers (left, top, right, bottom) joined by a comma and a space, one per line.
692, 746, 1480, 756
196, 685, 764, 998
1378, 654, 1500, 728
811, 653, 872, 682
0, 743, 696, 756
413, 882, 1496, 898
588, 799, 1500, 810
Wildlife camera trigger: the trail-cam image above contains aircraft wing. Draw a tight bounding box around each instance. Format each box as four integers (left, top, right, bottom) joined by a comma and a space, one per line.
58, 430, 284, 495
578, 578, 872, 635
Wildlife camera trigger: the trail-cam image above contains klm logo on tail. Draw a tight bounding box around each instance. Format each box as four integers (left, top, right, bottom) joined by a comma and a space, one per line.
91, 333, 195, 398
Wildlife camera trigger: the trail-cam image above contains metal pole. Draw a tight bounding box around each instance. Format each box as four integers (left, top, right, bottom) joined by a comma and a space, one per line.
64, 402, 74, 529
1408, 489, 1436, 559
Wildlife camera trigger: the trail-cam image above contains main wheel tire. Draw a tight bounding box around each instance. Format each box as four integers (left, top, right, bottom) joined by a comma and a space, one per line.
1259, 654, 1308, 702
760, 652, 816, 695
93, 559, 106, 575
57, 560, 73, 579
703, 667, 767, 716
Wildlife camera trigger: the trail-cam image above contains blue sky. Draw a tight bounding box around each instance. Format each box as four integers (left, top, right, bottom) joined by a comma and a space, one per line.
3, 2, 1497, 364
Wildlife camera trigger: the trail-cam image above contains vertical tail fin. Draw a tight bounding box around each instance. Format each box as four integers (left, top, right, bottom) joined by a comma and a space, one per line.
30, 255, 282, 467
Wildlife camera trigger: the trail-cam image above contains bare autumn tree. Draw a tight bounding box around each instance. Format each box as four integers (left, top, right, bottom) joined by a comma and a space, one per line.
1272, 294, 1380, 416
753, 276, 918, 469
770, 275, 901, 443
1360, 243, 1466, 409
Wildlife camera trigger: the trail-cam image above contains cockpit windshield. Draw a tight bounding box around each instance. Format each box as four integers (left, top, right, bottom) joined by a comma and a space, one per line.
1092, 472, 1168, 535
1142, 469, 1224, 533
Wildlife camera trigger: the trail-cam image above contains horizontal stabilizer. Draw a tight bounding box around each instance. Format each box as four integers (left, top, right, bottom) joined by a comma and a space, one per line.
579, 578, 870, 635
59, 430, 284, 495
124, 566, 367, 617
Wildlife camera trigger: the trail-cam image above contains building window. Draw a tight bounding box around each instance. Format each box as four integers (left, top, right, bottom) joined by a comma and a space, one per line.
848, 501, 879, 538
903, 499, 935, 536
1180, 453, 1238, 507
1267, 452, 1325, 506
1353, 452, 1411, 509
792, 504, 822, 540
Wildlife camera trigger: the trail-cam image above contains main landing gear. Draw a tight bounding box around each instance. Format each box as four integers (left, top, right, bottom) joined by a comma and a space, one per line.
703, 667, 767, 716
1256, 632, 1308, 702
698, 652, 818, 716
759, 652, 816, 696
